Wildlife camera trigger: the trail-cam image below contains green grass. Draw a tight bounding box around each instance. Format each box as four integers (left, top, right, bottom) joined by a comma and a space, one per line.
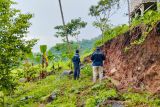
2, 11, 160, 107
95, 11, 160, 47
1, 64, 159, 107
95, 24, 129, 47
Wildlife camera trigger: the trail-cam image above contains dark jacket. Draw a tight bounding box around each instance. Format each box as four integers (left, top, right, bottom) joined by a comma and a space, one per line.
72, 53, 80, 67
91, 50, 106, 66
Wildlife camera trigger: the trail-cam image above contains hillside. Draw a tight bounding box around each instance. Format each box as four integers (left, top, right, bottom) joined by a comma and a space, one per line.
4, 19, 160, 107
103, 21, 160, 93
2, 0, 160, 106
5, 67, 160, 107
85, 21, 160, 94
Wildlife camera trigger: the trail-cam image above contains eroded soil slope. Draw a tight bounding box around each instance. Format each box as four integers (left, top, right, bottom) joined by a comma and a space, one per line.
87, 22, 160, 93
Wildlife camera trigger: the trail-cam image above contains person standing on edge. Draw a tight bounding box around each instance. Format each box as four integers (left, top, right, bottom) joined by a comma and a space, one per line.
72, 50, 81, 80
91, 47, 106, 83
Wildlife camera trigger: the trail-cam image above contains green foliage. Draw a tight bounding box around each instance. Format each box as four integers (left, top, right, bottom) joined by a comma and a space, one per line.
89, 0, 120, 44
86, 88, 117, 107
131, 11, 160, 46
132, 10, 160, 28
54, 18, 87, 66
85, 96, 97, 107
40, 45, 48, 68
23, 63, 40, 79
0, 0, 37, 95
54, 18, 87, 53
55, 18, 87, 39
81, 64, 92, 76
3, 64, 160, 107
49, 37, 98, 62
95, 24, 129, 47
94, 10, 160, 48
89, 0, 120, 19
40, 45, 47, 54
121, 92, 160, 107
123, 92, 149, 104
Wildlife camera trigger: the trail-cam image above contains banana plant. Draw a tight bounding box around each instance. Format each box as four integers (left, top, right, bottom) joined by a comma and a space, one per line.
40, 45, 48, 68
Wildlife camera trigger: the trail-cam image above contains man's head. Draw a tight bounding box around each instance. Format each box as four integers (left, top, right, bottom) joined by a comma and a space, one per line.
96, 47, 100, 51
76, 49, 79, 54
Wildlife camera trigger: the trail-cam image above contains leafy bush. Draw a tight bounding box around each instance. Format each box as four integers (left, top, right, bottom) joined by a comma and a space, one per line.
94, 10, 160, 48
132, 10, 160, 28
94, 24, 129, 47
86, 89, 117, 107
81, 64, 92, 76
23, 63, 41, 79
130, 11, 160, 45
85, 96, 97, 107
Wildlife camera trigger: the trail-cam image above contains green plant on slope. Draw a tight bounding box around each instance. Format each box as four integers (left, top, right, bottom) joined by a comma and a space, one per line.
122, 92, 150, 106
94, 24, 129, 47
40, 45, 48, 68
0, 0, 37, 106
86, 89, 117, 107
23, 63, 40, 81
4, 65, 160, 107
131, 11, 160, 45
85, 96, 97, 107
95, 11, 160, 49
81, 64, 92, 76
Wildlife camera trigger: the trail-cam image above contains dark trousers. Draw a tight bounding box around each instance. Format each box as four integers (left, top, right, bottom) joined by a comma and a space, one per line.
74, 66, 80, 80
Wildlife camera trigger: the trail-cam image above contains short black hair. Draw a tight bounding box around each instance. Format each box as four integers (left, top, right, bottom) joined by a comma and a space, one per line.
96, 47, 100, 51
76, 49, 79, 53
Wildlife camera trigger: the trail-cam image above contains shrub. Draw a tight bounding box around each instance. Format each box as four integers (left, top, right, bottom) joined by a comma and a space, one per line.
81, 64, 92, 76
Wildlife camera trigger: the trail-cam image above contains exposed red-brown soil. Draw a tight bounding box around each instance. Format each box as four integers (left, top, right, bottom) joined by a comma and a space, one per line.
85, 21, 160, 94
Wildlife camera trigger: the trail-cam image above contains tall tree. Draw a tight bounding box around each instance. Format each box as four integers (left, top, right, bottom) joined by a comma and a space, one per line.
54, 18, 86, 69
54, 18, 87, 51
127, 0, 131, 26
58, 0, 70, 53
89, 0, 120, 44
0, 0, 37, 97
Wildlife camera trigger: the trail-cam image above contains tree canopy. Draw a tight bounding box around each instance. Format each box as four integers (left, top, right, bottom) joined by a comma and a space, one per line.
89, 0, 120, 43
54, 18, 87, 42
0, 0, 37, 93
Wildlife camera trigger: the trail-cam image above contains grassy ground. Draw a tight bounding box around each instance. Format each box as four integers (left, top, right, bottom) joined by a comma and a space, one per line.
3, 64, 160, 107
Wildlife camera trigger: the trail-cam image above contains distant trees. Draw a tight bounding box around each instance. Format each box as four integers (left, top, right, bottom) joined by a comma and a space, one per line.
0, 0, 37, 102
89, 0, 120, 44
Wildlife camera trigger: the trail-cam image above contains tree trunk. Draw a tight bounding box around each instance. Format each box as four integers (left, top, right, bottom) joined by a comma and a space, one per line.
127, 0, 132, 36
127, 0, 131, 26
58, 0, 71, 53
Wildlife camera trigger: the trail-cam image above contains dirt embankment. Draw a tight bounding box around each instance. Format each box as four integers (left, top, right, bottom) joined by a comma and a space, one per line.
86, 21, 160, 93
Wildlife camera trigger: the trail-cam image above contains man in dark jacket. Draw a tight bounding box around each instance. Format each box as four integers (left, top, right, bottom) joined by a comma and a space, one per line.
91, 47, 106, 83
72, 50, 81, 80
